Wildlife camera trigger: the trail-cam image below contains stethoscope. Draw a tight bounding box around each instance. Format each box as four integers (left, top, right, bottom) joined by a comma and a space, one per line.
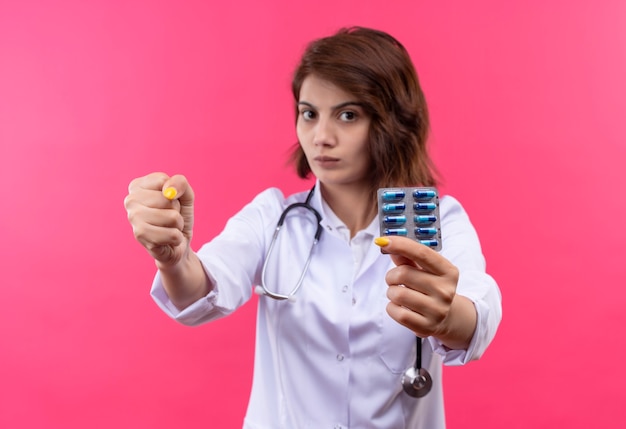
254, 186, 323, 302
254, 185, 432, 397
402, 337, 433, 397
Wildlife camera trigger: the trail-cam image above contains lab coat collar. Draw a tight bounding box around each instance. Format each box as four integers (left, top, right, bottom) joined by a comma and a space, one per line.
309, 179, 380, 240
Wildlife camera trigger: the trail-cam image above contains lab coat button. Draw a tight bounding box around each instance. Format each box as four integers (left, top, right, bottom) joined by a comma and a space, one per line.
342, 285, 348, 292
336, 354, 344, 361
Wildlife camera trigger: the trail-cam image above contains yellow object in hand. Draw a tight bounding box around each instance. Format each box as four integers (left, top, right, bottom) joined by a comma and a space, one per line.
374, 237, 390, 247
163, 187, 177, 200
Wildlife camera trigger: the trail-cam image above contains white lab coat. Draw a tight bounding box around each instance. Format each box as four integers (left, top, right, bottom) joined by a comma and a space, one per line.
151, 183, 502, 429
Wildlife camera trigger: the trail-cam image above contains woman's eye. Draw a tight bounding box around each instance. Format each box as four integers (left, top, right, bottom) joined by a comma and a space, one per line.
340, 111, 356, 121
301, 110, 316, 120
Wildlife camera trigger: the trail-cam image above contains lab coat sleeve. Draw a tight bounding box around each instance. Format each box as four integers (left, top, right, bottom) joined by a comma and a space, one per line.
150, 188, 285, 326
427, 195, 503, 365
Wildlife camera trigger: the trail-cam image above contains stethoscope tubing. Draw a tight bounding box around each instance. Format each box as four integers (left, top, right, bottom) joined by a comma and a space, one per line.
256, 187, 323, 301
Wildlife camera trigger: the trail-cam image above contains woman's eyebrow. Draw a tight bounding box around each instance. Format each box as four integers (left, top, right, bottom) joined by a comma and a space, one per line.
297, 101, 363, 110
333, 101, 363, 110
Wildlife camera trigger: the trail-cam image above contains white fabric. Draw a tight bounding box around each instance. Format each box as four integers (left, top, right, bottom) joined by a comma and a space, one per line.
150, 183, 502, 429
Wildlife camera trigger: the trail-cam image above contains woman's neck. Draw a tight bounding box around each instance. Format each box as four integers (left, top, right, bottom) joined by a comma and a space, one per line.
319, 183, 377, 238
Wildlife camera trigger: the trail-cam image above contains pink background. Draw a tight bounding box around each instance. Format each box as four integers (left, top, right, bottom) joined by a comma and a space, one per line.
1, 0, 625, 427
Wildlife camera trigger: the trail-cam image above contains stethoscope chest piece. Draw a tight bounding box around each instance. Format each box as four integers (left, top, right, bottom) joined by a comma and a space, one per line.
402, 366, 432, 398
402, 336, 432, 398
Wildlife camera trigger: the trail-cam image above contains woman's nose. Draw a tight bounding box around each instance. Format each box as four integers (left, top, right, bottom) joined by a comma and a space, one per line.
312, 118, 337, 146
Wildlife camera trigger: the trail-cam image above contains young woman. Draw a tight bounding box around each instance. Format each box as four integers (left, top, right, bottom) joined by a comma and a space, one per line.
124, 27, 502, 429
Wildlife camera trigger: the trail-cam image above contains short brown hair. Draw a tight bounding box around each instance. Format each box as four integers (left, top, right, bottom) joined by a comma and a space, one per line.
290, 27, 439, 191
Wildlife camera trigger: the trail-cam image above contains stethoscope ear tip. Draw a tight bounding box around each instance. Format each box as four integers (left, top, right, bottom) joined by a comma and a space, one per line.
254, 286, 265, 296
287, 295, 297, 303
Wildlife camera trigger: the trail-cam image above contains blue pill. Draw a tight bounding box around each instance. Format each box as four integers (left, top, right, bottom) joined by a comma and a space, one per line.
413, 190, 437, 200
414, 203, 437, 212
414, 215, 437, 224
419, 240, 439, 247
384, 228, 408, 236
382, 190, 406, 201
382, 203, 406, 214
383, 215, 407, 225
415, 228, 438, 237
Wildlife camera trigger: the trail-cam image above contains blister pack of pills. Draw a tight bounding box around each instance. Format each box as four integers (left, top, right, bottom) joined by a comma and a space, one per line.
377, 187, 442, 251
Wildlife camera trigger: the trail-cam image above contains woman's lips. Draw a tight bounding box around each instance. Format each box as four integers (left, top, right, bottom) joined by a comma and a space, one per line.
314, 155, 340, 167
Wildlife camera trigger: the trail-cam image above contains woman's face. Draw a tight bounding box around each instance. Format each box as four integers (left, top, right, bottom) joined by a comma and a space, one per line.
296, 75, 372, 192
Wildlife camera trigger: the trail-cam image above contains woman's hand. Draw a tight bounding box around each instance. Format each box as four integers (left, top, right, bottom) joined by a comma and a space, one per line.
124, 172, 195, 269
125, 172, 209, 309
374, 236, 477, 350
